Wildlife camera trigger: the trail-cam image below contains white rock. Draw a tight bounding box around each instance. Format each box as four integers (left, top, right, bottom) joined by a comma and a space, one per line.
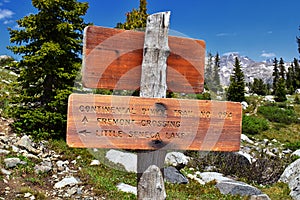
1, 168, 11, 175
54, 177, 80, 189
24, 192, 32, 198
90, 160, 100, 166
165, 152, 190, 167
241, 101, 249, 109
279, 159, 300, 200
106, 149, 137, 173
241, 134, 254, 144
199, 172, 232, 183
4, 158, 25, 168
17, 135, 38, 154
56, 160, 69, 171
263, 95, 275, 102
0, 149, 10, 154
292, 150, 300, 157
280, 159, 300, 183
11, 145, 19, 153
117, 183, 137, 195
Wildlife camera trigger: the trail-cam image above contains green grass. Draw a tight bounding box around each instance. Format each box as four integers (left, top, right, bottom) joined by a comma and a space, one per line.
260, 182, 292, 200
243, 96, 300, 146
166, 181, 247, 200
46, 139, 293, 200
47, 140, 253, 199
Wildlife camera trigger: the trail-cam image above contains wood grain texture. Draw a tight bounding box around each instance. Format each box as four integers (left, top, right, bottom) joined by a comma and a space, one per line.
67, 94, 242, 152
139, 11, 170, 98
137, 11, 170, 192
82, 25, 205, 93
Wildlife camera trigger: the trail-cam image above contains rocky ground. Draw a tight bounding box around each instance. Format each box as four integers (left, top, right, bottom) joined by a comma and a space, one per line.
0, 117, 104, 199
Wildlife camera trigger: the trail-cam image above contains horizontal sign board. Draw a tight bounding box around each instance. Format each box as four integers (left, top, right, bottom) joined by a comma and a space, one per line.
82, 26, 206, 93
67, 94, 242, 151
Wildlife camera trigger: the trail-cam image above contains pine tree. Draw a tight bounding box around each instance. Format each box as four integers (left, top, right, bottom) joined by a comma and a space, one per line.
211, 53, 222, 93
293, 58, 300, 89
250, 78, 267, 96
279, 58, 285, 79
275, 78, 287, 102
272, 58, 279, 94
116, 0, 148, 30
204, 52, 213, 90
226, 57, 246, 102
286, 66, 294, 94
205, 53, 222, 95
8, 0, 89, 139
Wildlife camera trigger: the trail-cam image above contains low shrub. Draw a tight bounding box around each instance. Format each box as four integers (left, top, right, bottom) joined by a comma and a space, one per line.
285, 141, 300, 151
258, 105, 299, 124
196, 92, 211, 100
187, 151, 291, 185
242, 115, 269, 135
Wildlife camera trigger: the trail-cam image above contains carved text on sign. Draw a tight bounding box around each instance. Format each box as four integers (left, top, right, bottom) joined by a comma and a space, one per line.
67, 94, 242, 151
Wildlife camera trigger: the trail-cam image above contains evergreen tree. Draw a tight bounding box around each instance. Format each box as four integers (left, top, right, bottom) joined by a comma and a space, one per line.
116, 0, 148, 30
275, 78, 287, 102
278, 58, 285, 79
250, 78, 267, 96
8, 0, 89, 139
293, 58, 300, 89
204, 52, 214, 90
272, 58, 279, 94
211, 53, 222, 93
286, 66, 294, 94
226, 57, 246, 102
205, 53, 222, 94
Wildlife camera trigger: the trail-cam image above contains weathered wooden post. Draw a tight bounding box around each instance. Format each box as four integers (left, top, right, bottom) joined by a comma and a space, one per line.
137, 11, 170, 199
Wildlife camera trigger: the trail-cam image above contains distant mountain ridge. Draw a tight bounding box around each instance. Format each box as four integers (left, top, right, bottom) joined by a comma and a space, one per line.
218, 53, 277, 86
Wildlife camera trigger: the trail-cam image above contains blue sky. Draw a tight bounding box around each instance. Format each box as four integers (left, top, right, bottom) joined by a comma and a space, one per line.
0, 0, 299, 62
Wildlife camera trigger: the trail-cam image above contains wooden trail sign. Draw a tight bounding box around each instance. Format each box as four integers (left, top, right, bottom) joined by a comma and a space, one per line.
67, 11, 242, 200
67, 94, 242, 151
82, 26, 205, 93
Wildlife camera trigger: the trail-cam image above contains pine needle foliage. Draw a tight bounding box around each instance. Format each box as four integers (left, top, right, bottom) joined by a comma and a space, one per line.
7, 0, 89, 139
226, 57, 246, 102
116, 0, 148, 30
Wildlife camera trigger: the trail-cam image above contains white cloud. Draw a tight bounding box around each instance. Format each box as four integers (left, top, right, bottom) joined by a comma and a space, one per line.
216, 32, 237, 37
3, 19, 13, 24
223, 52, 240, 56
260, 51, 276, 58
0, 8, 14, 20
